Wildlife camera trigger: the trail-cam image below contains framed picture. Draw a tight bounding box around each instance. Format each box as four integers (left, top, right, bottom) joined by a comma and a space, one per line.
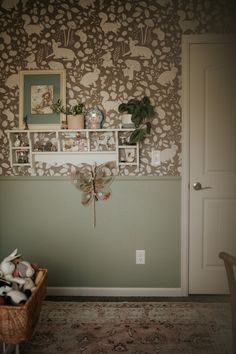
19, 70, 66, 129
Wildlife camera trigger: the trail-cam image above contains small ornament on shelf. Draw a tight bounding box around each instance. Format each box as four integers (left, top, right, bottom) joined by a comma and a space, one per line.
85, 107, 103, 129
17, 150, 29, 164
14, 135, 21, 147
119, 136, 126, 145
125, 148, 135, 162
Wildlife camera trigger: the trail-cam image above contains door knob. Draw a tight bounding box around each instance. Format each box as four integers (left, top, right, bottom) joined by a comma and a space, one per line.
193, 182, 211, 191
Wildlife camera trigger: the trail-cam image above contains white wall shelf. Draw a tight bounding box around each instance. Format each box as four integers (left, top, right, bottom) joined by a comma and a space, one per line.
6, 129, 139, 171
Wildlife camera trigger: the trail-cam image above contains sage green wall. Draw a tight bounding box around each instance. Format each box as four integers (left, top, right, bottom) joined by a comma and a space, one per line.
0, 177, 181, 288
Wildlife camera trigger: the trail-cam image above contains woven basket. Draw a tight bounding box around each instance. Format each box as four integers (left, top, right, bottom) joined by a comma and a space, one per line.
0, 268, 47, 344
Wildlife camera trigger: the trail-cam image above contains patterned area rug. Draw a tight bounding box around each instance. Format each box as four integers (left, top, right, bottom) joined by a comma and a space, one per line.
21, 301, 232, 354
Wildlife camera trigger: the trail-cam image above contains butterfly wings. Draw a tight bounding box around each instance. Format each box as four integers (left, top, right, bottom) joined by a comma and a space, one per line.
94, 175, 113, 201
71, 162, 115, 206
76, 175, 94, 206
93, 161, 114, 202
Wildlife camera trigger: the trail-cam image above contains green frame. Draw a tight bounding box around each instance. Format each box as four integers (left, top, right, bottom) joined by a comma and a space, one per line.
19, 70, 66, 129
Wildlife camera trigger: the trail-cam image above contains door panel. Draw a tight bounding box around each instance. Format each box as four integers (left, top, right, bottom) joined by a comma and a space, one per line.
203, 199, 236, 265
188, 38, 236, 294
205, 60, 236, 171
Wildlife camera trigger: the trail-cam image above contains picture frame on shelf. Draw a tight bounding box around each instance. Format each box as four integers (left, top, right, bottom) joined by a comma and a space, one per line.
19, 69, 66, 129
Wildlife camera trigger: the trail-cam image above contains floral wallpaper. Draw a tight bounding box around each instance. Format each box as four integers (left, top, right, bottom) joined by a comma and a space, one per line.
0, 0, 234, 176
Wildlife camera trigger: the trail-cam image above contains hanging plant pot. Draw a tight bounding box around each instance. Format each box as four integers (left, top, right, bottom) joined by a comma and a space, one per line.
67, 114, 84, 130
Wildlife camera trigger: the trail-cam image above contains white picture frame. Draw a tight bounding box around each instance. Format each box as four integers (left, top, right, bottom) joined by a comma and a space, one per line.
19, 69, 66, 129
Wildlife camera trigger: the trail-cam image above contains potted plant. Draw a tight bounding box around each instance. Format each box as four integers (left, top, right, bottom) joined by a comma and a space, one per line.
118, 96, 154, 143
51, 99, 85, 129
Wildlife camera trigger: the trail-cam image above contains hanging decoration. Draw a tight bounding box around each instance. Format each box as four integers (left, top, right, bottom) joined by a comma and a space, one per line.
71, 161, 115, 227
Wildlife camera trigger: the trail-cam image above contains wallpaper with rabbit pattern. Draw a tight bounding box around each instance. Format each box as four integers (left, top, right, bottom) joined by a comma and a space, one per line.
0, 0, 234, 176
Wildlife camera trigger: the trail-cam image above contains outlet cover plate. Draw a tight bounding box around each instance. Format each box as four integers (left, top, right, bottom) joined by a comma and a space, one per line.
136, 250, 145, 264
151, 150, 160, 166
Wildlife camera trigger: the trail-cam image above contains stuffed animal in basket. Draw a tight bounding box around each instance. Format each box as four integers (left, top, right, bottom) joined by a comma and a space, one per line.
21, 277, 36, 295
0, 249, 37, 287
0, 279, 28, 305
14, 260, 35, 278
0, 249, 25, 285
15, 259, 37, 294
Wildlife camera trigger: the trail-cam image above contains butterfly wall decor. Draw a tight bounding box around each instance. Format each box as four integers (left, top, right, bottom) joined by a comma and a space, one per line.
71, 161, 116, 227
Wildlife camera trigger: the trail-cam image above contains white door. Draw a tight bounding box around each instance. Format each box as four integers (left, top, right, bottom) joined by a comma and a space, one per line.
185, 36, 236, 294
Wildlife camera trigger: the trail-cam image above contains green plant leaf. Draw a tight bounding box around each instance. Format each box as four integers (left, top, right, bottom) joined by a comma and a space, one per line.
51, 99, 85, 115
142, 96, 150, 105
119, 96, 154, 132
129, 128, 146, 144
128, 99, 140, 105
72, 103, 84, 115
146, 122, 152, 134
149, 105, 155, 117
118, 103, 128, 113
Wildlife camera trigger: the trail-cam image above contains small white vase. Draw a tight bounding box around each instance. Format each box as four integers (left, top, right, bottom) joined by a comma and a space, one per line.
67, 114, 84, 130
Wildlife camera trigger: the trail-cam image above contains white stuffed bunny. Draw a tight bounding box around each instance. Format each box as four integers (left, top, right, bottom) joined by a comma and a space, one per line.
0, 249, 25, 285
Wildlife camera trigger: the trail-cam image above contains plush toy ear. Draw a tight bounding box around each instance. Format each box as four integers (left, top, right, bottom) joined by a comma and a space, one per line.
4, 249, 21, 262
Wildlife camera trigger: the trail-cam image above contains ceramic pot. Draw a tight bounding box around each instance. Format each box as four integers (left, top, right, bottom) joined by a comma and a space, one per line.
67, 114, 84, 130
121, 114, 134, 128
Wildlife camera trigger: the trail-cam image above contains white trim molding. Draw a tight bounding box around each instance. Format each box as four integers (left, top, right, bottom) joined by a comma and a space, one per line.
181, 34, 192, 297
47, 287, 183, 297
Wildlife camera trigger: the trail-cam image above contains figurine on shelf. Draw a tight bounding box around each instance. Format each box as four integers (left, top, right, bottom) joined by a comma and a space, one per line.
119, 137, 126, 145
125, 148, 135, 162
17, 151, 29, 164
44, 141, 53, 151
14, 135, 21, 147
85, 107, 103, 129
23, 115, 29, 130
21, 134, 29, 147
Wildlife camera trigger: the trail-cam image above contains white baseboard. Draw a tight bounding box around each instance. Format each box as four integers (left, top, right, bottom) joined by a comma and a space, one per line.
47, 287, 183, 297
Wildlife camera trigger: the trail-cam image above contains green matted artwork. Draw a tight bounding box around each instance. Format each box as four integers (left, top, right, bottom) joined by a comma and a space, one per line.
19, 70, 66, 129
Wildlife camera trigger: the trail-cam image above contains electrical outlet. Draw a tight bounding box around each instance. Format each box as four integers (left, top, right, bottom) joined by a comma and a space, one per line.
136, 250, 145, 264
151, 150, 160, 166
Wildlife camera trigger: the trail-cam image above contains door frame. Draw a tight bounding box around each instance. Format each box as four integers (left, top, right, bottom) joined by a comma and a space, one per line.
181, 34, 232, 296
